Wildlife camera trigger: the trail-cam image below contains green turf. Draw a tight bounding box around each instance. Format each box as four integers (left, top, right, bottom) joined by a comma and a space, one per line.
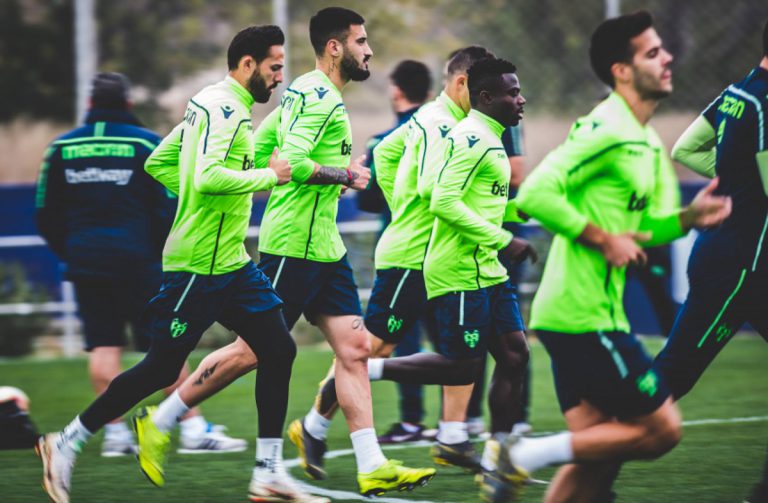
0, 335, 766, 502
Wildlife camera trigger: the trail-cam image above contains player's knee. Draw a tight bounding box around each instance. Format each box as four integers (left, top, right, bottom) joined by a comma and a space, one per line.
273, 332, 297, 364
641, 412, 682, 458
451, 356, 484, 385
336, 333, 371, 367
496, 331, 530, 370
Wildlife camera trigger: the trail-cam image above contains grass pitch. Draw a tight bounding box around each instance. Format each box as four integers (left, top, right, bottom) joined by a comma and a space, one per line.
0, 335, 766, 502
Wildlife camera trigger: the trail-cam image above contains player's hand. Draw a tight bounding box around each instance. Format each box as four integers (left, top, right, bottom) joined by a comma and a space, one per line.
269, 148, 292, 185
502, 237, 538, 265
348, 155, 371, 191
600, 232, 650, 267
681, 177, 732, 230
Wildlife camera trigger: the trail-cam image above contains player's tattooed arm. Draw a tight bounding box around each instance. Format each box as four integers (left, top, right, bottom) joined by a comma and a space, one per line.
305, 166, 359, 186
305, 155, 370, 189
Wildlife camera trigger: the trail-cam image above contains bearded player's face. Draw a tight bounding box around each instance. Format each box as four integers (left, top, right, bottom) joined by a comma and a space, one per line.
248, 45, 285, 103
340, 24, 372, 82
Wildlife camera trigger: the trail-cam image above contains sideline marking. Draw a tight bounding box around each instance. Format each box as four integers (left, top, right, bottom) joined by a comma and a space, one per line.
286, 415, 768, 502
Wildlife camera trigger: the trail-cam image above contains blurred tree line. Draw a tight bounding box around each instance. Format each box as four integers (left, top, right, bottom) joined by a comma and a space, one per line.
1, 0, 766, 125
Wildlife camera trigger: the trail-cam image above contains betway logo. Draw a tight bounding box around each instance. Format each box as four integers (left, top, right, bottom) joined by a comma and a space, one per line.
65, 168, 133, 186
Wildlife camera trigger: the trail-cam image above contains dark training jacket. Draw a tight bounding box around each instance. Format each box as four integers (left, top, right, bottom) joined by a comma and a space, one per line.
35, 108, 176, 280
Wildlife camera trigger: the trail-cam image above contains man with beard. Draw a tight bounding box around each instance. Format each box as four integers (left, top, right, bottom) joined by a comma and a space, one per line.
35, 25, 330, 503
126, 7, 436, 499
35, 72, 246, 458
483, 12, 733, 503
295, 47, 529, 478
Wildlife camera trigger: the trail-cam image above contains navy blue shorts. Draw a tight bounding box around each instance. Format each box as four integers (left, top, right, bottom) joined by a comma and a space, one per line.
654, 268, 768, 400
258, 253, 363, 329
142, 262, 282, 351
365, 268, 429, 344
538, 330, 670, 419
430, 280, 525, 360
74, 274, 159, 351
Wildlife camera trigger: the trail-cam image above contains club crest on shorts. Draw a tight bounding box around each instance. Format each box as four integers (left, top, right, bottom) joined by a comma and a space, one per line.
463, 329, 480, 348
170, 317, 188, 338
387, 315, 403, 334
635, 369, 658, 397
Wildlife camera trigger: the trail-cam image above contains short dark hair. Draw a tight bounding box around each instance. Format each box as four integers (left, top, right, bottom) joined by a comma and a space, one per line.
467, 57, 517, 107
763, 19, 768, 56
590, 11, 654, 87
390, 60, 432, 104
309, 7, 365, 57
227, 25, 284, 70
90, 72, 130, 109
446, 46, 495, 77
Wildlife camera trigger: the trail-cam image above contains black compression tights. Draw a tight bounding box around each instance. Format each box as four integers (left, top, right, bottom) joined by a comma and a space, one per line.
79, 308, 296, 438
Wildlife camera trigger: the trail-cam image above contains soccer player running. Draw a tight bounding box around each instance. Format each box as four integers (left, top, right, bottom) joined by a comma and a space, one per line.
35, 25, 329, 503
297, 46, 500, 474
652, 19, 768, 503
35, 72, 245, 458
483, 12, 733, 503
132, 7, 435, 498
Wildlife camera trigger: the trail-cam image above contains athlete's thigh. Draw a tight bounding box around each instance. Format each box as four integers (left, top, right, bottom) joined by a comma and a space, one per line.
314, 314, 369, 361
365, 268, 428, 345
430, 289, 492, 360
487, 280, 528, 363
127, 273, 162, 352
257, 253, 327, 329
217, 262, 283, 336
653, 271, 749, 399
305, 254, 363, 322
142, 269, 234, 353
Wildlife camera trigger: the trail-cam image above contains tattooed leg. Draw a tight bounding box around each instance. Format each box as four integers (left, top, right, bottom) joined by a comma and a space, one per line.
177, 337, 258, 407
315, 314, 375, 432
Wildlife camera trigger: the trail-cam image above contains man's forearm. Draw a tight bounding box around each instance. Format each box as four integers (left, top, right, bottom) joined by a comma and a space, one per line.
305, 165, 357, 186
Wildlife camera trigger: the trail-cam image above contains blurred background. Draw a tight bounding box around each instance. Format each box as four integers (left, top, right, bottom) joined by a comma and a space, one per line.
1, 0, 767, 357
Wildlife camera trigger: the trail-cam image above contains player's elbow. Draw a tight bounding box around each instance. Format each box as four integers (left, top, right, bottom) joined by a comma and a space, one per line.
429, 194, 452, 219
670, 143, 686, 164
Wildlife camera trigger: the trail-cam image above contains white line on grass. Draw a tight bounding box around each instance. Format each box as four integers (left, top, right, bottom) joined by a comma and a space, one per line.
286, 415, 768, 502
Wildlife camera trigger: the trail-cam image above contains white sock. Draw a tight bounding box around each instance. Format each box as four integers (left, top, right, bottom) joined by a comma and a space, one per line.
350, 428, 387, 473
60, 416, 92, 454
255, 438, 284, 473
481, 438, 500, 471
153, 391, 191, 433
179, 415, 207, 436
437, 421, 468, 445
367, 358, 384, 380
103, 421, 130, 438
304, 407, 331, 441
511, 432, 573, 474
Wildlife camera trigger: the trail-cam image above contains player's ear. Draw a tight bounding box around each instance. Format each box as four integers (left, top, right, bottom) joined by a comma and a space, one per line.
611, 61, 631, 86
239, 55, 256, 74
327, 38, 342, 58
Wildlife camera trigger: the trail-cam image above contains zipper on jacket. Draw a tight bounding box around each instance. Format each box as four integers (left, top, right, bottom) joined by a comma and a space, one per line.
304, 193, 321, 259
209, 214, 225, 274
604, 262, 617, 330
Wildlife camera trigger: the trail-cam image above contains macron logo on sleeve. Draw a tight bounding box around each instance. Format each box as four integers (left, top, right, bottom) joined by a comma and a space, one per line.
221, 105, 234, 119
438, 124, 451, 138
467, 135, 480, 148
315, 87, 329, 99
